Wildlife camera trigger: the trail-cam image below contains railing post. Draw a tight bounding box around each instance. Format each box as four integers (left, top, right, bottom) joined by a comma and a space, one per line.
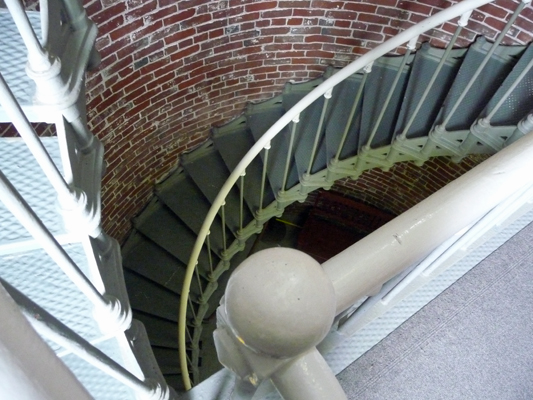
214, 248, 345, 399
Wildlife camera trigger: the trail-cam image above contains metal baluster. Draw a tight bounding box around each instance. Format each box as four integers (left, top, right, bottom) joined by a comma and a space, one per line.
206, 232, 214, 275
188, 296, 197, 320
239, 172, 245, 233
2, 279, 169, 400
280, 115, 300, 195
305, 89, 333, 177
439, 2, 527, 131
363, 36, 418, 150
186, 326, 194, 345
332, 63, 372, 165
220, 202, 227, 255
194, 268, 204, 299
257, 141, 271, 224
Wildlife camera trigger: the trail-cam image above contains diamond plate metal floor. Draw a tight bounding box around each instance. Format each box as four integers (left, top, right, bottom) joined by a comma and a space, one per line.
0, 10, 39, 106
0, 137, 66, 246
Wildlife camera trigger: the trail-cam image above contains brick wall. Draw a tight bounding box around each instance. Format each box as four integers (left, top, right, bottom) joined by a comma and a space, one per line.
4, 1, 533, 242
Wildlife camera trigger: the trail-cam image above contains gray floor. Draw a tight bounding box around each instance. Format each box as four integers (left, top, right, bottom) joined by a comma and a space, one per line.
338, 220, 533, 400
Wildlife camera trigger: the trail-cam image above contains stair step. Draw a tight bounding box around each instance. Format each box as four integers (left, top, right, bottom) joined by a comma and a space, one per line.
325, 72, 364, 161
436, 36, 525, 131
247, 96, 298, 193
163, 374, 185, 392
213, 119, 276, 211
481, 43, 533, 126
152, 347, 186, 375
181, 140, 253, 232
122, 230, 193, 294
133, 197, 215, 276
124, 269, 182, 322
394, 43, 466, 139
156, 169, 227, 254
132, 311, 181, 349
360, 53, 415, 149
283, 77, 329, 175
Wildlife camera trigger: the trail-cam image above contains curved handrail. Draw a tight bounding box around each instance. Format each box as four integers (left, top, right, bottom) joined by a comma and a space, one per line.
178, 0, 498, 389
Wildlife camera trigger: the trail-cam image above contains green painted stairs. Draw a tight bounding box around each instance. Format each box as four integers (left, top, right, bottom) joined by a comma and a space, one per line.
121, 36, 533, 391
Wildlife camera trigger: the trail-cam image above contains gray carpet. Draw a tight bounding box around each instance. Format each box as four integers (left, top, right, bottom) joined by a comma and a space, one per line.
338, 221, 533, 399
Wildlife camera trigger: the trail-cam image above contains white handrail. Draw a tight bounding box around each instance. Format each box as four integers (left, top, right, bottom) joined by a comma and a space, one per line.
178, 0, 497, 389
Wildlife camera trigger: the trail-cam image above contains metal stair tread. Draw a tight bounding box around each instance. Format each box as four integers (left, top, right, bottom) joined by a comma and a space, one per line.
156, 169, 227, 254
284, 82, 329, 176
360, 54, 415, 149
394, 44, 466, 139
212, 123, 275, 211
0, 137, 66, 245
122, 231, 194, 295
247, 98, 297, 194
436, 36, 526, 131
125, 269, 182, 322
0, 11, 39, 108
0, 243, 101, 342
151, 347, 183, 374
133, 198, 212, 269
132, 312, 181, 349
325, 72, 364, 161
181, 140, 252, 232
481, 43, 533, 126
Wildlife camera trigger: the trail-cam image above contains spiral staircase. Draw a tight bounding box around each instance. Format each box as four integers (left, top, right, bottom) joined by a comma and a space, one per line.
2, 0, 533, 398
122, 33, 533, 390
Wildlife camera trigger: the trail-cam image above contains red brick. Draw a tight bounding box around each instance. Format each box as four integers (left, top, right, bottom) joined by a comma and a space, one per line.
245, 1, 277, 12
163, 8, 196, 26
92, 2, 127, 25
279, 1, 311, 8
109, 18, 144, 41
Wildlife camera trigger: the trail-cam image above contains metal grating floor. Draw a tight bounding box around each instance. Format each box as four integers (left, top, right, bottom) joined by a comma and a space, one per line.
0, 10, 38, 105
0, 137, 66, 245
61, 336, 137, 400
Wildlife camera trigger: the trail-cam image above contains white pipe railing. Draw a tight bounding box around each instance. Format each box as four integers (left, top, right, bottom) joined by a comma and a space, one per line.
178, 0, 503, 389
322, 129, 533, 314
